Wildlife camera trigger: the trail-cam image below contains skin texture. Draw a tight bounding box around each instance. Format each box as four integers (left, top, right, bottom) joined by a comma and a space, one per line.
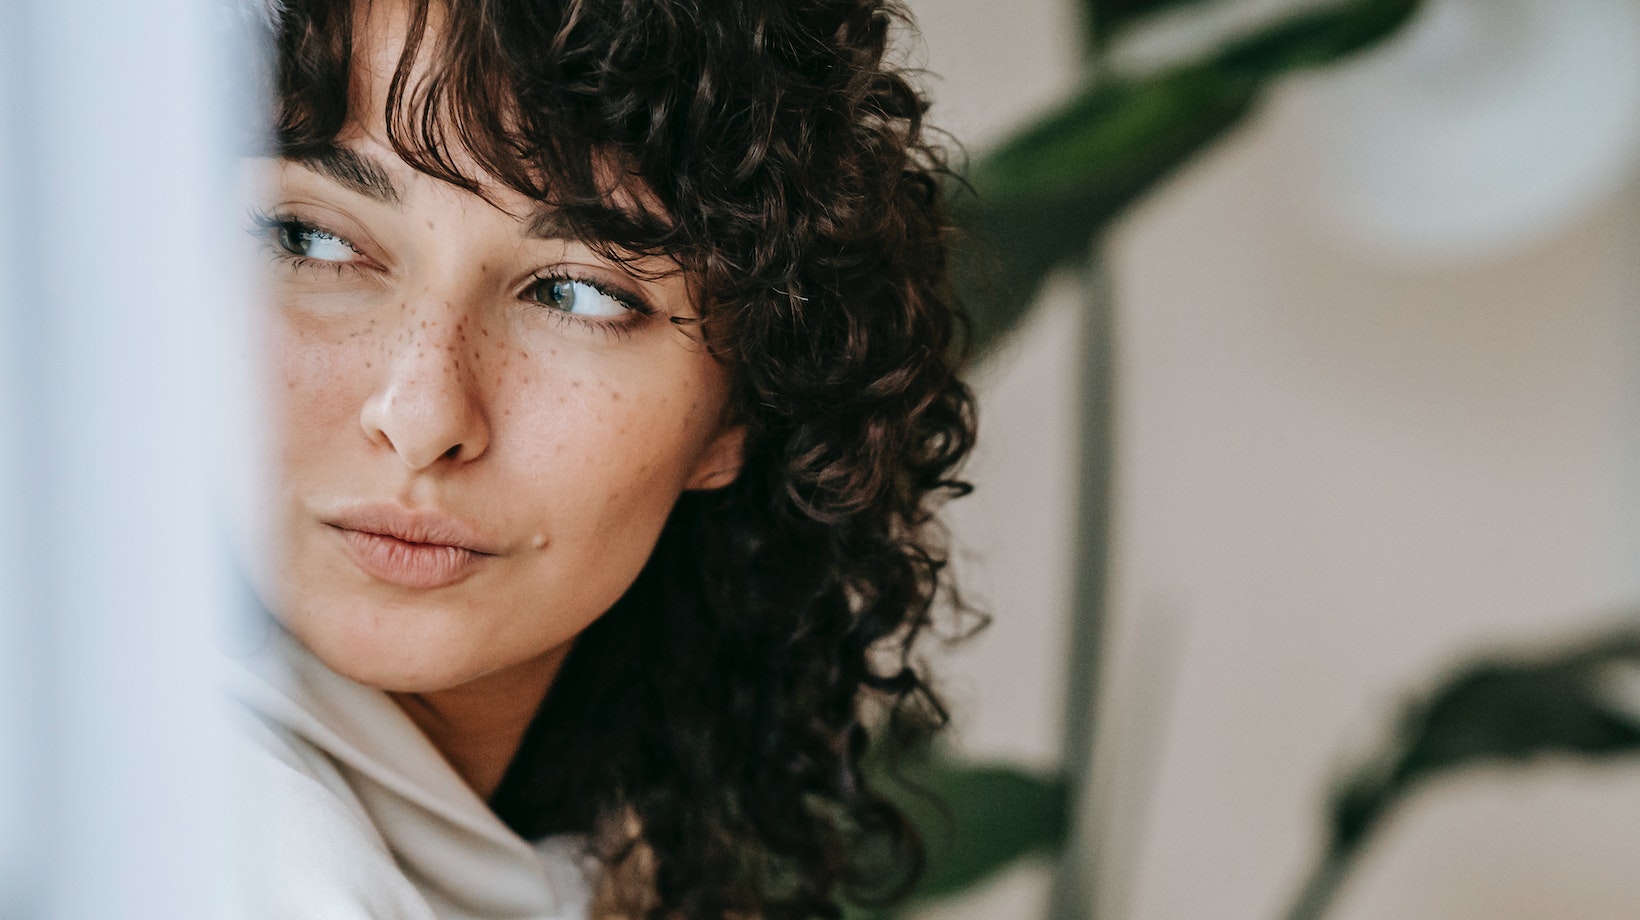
251, 0, 744, 799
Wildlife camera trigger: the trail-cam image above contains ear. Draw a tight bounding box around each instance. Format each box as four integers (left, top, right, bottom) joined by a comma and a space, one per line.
684, 423, 746, 491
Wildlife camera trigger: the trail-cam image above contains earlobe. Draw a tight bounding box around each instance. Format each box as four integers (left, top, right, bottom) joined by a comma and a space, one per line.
685, 424, 746, 491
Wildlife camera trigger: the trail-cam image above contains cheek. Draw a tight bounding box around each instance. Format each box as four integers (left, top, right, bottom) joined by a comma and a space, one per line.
494, 360, 726, 536
267, 316, 379, 462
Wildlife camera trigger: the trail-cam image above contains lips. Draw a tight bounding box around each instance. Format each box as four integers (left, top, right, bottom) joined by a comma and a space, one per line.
325, 504, 497, 589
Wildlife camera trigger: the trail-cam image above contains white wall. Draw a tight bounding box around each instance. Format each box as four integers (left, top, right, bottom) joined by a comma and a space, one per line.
903, 0, 1640, 918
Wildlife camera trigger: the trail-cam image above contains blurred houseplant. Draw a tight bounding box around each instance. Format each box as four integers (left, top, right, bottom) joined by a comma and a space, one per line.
850, 0, 1640, 919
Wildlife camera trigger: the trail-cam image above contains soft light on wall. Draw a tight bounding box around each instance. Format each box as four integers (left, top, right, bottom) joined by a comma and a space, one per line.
1288, 0, 1640, 262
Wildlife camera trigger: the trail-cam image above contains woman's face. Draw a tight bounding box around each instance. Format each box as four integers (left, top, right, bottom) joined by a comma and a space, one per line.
248, 6, 742, 693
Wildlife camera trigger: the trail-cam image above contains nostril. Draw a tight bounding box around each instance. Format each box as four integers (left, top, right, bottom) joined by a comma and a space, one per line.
443, 443, 463, 461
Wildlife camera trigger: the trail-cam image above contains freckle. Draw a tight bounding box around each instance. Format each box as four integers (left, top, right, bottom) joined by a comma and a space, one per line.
611, 391, 621, 402
570, 380, 581, 389
420, 320, 427, 329
287, 381, 296, 390
521, 351, 529, 360
426, 219, 434, 229
481, 329, 490, 338
364, 361, 372, 369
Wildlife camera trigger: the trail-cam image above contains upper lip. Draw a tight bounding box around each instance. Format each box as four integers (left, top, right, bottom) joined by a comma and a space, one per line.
324, 503, 499, 554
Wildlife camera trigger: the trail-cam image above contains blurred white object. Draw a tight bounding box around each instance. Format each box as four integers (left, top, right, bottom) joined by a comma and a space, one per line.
0, 0, 249, 917
0, 5, 34, 906
1286, 0, 1640, 263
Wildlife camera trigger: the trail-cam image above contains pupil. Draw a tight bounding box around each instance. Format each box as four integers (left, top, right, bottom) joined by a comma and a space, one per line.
278, 223, 309, 256
552, 281, 575, 312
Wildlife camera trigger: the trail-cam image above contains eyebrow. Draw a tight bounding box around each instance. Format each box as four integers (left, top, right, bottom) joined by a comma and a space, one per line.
284, 144, 624, 247
287, 144, 403, 206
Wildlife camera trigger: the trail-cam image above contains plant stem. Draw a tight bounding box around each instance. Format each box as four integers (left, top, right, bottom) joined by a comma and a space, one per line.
1047, 257, 1117, 920
1282, 844, 1361, 920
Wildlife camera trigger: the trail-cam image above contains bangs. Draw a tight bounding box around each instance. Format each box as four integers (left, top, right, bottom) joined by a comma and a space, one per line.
272, 0, 683, 266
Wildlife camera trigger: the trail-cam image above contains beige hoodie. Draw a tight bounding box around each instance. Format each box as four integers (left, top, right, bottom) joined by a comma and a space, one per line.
226, 625, 593, 920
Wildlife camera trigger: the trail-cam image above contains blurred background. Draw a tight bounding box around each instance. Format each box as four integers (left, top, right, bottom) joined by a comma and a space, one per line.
898, 0, 1640, 919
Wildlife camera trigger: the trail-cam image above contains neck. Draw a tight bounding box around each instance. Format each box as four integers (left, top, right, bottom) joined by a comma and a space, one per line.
389, 646, 570, 802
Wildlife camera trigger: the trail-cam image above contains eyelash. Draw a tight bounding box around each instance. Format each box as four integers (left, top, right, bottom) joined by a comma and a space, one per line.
523, 273, 656, 339
247, 208, 357, 278
246, 208, 657, 337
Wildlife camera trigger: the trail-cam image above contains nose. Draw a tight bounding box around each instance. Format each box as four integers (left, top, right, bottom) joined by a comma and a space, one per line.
358, 305, 490, 470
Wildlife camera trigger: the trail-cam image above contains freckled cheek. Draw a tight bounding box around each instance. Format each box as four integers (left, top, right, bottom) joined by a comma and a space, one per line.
266, 322, 382, 463
492, 377, 704, 513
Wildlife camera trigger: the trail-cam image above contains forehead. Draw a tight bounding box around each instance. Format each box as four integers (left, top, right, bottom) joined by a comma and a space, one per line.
348, 0, 433, 116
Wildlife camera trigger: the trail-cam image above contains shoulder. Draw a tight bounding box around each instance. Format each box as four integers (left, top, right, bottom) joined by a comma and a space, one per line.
235, 705, 443, 920
220, 630, 596, 920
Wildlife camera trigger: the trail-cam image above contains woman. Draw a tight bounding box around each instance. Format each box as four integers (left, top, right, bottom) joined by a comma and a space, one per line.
232, 0, 975, 917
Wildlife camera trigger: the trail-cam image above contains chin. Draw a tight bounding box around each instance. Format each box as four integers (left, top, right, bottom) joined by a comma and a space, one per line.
278, 597, 492, 693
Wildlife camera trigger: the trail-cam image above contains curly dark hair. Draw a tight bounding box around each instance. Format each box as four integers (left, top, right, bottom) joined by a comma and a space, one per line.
268, 0, 977, 916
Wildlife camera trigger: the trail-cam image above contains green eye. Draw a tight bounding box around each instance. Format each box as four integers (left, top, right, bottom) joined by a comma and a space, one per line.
528, 277, 631, 317
273, 220, 357, 262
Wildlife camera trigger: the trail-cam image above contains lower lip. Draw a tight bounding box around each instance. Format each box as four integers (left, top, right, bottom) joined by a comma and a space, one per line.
334, 527, 489, 589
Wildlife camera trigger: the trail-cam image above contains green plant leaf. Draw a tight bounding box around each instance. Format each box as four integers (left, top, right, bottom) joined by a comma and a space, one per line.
955, 0, 1425, 356
845, 752, 1069, 919
1082, 0, 1218, 52
903, 762, 1070, 901
1285, 625, 1640, 920
1216, 0, 1420, 75
953, 66, 1255, 352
